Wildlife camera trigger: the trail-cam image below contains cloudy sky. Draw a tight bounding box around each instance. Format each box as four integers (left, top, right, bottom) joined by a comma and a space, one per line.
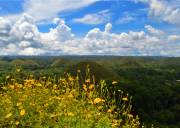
0, 0, 180, 56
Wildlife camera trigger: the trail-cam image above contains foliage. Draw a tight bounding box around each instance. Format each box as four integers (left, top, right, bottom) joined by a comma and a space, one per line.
0, 68, 140, 128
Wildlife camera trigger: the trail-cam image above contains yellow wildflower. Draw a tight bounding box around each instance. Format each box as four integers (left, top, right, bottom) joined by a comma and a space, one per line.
112, 81, 118, 85
53, 84, 57, 89
87, 114, 92, 118
6, 75, 10, 79
128, 114, 133, 118
9, 85, 14, 89
1, 86, 7, 90
83, 84, 87, 91
122, 97, 128, 101
112, 119, 118, 127
67, 94, 74, 98
11, 79, 15, 81
29, 102, 35, 106
107, 109, 113, 113
37, 83, 42, 87
94, 98, 105, 104
89, 84, 94, 90
85, 78, 90, 83
68, 76, 74, 81
98, 106, 103, 110
113, 119, 118, 123
44, 103, 49, 107
15, 121, 20, 125
20, 109, 25, 116
5, 113, 12, 118
16, 102, 22, 107
17, 84, 23, 88
50, 114, 57, 118
54, 97, 61, 100
67, 112, 75, 117
16, 68, 21, 72
97, 112, 101, 116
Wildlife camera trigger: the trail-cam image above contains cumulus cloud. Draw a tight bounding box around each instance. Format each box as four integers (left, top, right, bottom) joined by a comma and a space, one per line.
72, 10, 111, 25
145, 25, 164, 36
0, 17, 11, 35
168, 35, 180, 42
0, 17, 12, 46
135, 0, 180, 26
105, 23, 112, 33
10, 14, 35, 38
0, 13, 180, 56
18, 47, 45, 56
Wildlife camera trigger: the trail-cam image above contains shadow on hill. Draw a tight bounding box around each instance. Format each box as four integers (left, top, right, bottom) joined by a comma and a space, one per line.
51, 58, 73, 68
66, 61, 119, 82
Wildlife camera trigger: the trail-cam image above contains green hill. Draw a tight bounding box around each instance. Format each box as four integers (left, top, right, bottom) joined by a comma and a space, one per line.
67, 61, 119, 82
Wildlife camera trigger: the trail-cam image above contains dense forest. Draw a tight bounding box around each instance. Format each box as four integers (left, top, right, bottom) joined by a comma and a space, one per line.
0, 56, 180, 127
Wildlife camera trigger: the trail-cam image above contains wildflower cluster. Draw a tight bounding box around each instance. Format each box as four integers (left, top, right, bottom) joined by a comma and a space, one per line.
0, 68, 140, 128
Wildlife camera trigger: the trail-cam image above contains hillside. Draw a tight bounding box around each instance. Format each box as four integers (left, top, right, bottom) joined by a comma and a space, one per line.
67, 61, 119, 81
0, 56, 180, 127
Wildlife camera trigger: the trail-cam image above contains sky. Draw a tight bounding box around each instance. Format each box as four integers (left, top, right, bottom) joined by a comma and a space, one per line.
0, 0, 180, 56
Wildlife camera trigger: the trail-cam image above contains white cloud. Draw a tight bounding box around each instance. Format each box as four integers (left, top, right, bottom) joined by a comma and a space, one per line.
10, 14, 36, 39
0, 17, 11, 35
4, 13, 22, 23
135, 0, 180, 25
0, 17, 12, 47
3, 0, 97, 23
117, 15, 135, 24
145, 25, 164, 36
18, 47, 45, 56
40, 17, 74, 45
0, 14, 180, 56
105, 23, 112, 33
52, 18, 65, 25
73, 10, 111, 25
19, 41, 31, 48
168, 35, 180, 42
23, 0, 97, 22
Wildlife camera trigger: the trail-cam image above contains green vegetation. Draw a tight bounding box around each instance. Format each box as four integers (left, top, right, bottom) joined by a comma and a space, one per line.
0, 67, 139, 127
0, 56, 180, 127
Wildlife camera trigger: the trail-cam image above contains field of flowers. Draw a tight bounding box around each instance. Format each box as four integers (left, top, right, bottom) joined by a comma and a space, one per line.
0, 68, 140, 128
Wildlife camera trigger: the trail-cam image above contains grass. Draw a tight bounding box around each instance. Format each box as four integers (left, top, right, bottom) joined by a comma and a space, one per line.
0, 67, 140, 128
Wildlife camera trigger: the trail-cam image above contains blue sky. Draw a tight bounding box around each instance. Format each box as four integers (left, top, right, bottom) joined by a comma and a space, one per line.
0, 0, 149, 34
0, 0, 180, 56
